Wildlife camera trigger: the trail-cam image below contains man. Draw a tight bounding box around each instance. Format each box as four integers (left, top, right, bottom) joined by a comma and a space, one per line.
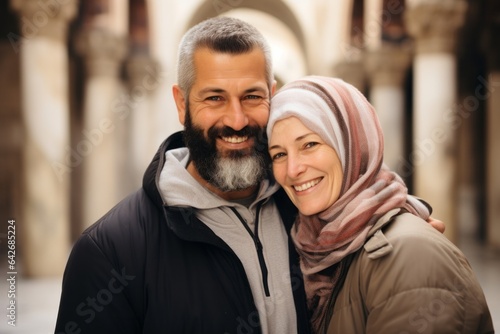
55, 16, 310, 334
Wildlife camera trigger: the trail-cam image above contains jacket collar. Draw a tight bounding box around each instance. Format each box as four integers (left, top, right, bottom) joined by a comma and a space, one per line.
142, 131, 185, 209
142, 131, 298, 233
363, 208, 402, 259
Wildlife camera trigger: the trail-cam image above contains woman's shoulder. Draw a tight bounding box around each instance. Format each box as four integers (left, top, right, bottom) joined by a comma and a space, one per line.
386, 212, 447, 236
334, 215, 493, 334
339, 213, 493, 333
359, 212, 459, 265
360, 212, 468, 277
384, 212, 459, 251
354, 212, 484, 313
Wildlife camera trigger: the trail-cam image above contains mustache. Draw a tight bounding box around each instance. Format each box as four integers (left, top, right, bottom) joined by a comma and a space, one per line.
208, 125, 262, 140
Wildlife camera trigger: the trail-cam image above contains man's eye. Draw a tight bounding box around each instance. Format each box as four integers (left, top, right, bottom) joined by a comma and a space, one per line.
243, 95, 264, 106
206, 96, 222, 101
243, 95, 265, 103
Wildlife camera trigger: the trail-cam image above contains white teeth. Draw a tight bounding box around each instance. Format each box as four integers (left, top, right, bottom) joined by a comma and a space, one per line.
222, 136, 248, 143
294, 179, 320, 192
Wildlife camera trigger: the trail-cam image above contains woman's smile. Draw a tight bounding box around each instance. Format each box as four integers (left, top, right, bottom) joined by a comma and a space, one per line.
293, 177, 322, 193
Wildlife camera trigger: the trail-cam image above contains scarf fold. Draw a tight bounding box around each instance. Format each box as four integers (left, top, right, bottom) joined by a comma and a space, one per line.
268, 76, 431, 333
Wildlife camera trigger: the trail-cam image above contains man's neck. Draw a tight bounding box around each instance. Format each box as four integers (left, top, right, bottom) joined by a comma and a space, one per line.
186, 161, 259, 201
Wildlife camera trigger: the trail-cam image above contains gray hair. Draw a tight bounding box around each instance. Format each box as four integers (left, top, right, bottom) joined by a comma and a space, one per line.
176, 16, 274, 97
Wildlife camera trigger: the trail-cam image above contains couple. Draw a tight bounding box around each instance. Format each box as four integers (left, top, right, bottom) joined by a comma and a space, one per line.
55, 16, 493, 333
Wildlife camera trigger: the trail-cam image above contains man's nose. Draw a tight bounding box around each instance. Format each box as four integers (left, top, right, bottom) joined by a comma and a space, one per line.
222, 99, 249, 131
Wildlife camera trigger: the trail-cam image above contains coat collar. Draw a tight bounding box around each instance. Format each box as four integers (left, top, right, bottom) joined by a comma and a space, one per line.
363, 208, 402, 259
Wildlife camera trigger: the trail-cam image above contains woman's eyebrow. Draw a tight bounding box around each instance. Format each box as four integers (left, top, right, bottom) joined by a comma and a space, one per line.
268, 132, 316, 150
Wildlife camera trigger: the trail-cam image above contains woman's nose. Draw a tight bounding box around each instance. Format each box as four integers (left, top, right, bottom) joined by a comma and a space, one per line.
287, 154, 306, 178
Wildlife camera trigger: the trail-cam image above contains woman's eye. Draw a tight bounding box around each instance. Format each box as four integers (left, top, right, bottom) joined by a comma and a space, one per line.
305, 142, 319, 149
271, 152, 285, 161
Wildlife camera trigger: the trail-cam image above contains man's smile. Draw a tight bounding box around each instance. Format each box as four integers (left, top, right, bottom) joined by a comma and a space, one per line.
221, 135, 249, 144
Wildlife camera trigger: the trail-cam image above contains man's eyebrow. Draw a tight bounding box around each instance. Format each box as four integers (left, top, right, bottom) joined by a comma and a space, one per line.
198, 87, 225, 95
244, 86, 268, 94
197, 86, 268, 96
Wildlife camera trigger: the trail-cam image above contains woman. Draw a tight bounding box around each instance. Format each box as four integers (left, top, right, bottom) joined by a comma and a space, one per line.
267, 76, 493, 333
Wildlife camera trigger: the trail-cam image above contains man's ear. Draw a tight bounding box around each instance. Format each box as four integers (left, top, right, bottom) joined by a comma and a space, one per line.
172, 84, 186, 125
271, 80, 277, 96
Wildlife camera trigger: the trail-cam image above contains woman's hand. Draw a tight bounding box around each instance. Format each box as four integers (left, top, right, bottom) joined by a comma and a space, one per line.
427, 216, 445, 233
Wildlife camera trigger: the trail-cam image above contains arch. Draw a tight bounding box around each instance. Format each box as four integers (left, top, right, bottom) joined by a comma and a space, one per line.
185, 0, 306, 57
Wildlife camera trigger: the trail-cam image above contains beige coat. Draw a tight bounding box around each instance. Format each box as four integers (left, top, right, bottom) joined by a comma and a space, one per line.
325, 210, 494, 334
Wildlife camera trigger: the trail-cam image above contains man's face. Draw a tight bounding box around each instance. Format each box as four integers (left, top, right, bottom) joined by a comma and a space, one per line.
173, 47, 275, 193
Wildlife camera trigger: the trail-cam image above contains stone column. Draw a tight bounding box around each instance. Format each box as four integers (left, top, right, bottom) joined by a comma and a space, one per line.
75, 28, 127, 228
124, 55, 162, 188
405, 1, 467, 243
333, 60, 367, 94
365, 45, 411, 175
10, 0, 77, 276
483, 24, 500, 249
455, 89, 482, 239
364, 0, 383, 51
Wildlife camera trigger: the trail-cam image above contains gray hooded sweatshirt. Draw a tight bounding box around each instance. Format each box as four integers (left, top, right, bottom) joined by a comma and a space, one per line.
158, 148, 298, 334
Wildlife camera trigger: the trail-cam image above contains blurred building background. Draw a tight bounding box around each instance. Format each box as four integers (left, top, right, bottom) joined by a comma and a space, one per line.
0, 0, 499, 332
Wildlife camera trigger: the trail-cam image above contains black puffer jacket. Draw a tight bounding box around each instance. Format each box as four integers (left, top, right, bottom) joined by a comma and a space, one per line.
55, 131, 311, 334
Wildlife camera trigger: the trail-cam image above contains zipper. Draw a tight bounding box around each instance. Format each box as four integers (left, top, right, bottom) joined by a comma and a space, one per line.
230, 203, 270, 297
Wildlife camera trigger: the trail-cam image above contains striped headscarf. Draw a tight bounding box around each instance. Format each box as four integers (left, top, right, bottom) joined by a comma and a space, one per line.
267, 76, 431, 332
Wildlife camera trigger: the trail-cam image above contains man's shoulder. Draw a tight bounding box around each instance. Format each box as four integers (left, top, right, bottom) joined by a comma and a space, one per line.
80, 189, 163, 254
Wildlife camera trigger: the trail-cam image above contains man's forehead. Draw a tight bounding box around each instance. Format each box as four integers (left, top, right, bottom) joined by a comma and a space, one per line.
193, 47, 266, 75
189, 47, 269, 97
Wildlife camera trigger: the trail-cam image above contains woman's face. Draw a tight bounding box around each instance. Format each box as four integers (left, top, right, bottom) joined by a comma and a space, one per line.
269, 116, 343, 216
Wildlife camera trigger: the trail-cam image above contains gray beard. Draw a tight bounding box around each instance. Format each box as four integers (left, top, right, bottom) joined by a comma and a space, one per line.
211, 154, 265, 192
182, 100, 268, 192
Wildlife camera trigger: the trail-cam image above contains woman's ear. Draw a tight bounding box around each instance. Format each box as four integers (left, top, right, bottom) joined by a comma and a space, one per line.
172, 84, 186, 125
